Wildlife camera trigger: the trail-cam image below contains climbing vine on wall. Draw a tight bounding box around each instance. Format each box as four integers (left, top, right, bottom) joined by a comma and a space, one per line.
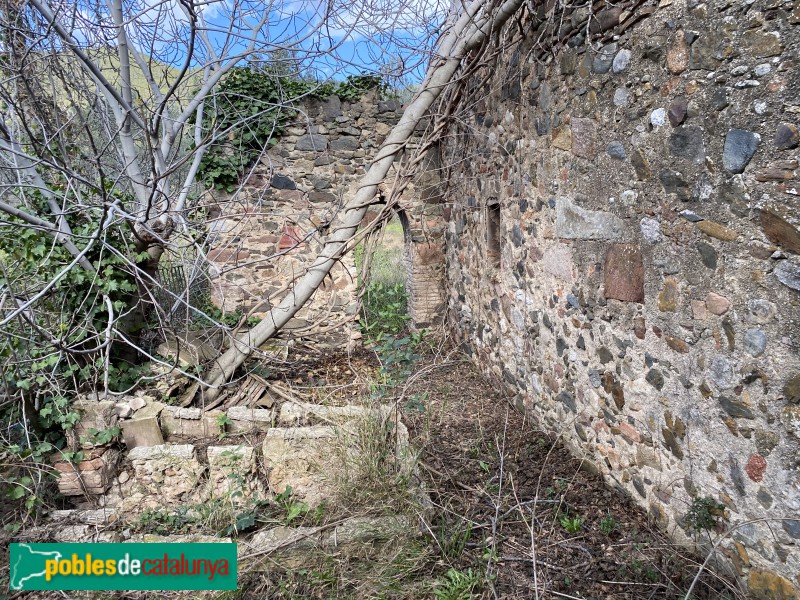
197, 69, 387, 191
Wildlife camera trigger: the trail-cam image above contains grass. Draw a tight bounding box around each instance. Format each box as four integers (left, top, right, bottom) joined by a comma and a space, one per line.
328, 402, 419, 516
240, 538, 437, 599
559, 513, 584, 534
433, 568, 482, 600
355, 216, 409, 340
356, 216, 406, 288
599, 513, 617, 535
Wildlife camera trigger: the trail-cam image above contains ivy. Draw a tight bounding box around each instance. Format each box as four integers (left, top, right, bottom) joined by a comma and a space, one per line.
196, 69, 387, 190
0, 191, 142, 451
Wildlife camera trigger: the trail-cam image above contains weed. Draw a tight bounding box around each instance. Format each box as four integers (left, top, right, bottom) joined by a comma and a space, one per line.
275, 486, 310, 524
559, 513, 584, 534
685, 496, 726, 531
644, 565, 660, 582
134, 488, 309, 537
216, 413, 233, 439
198, 300, 260, 330
481, 544, 497, 562
435, 515, 473, 559
60, 449, 85, 463
356, 232, 409, 341
310, 501, 326, 526
373, 331, 426, 385
360, 281, 409, 339
599, 514, 617, 535
221, 508, 259, 536
433, 568, 481, 600
404, 391, 429, 412
331, 406, 416, 513
137, 507, 193, 535
252, 538, 433, 599
80, 426, 121, 447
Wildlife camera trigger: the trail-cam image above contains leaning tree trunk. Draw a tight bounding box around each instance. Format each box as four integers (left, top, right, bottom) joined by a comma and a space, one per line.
201, 0, 525, 401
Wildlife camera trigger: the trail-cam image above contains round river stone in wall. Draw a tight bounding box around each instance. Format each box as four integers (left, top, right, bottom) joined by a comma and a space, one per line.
651, 108, 667, 128
709, 356, 735, 389
607, 141, 626, 159
613, 87, 630, 107
723, 129, 760, 173
612, 48, 631, 73
743, 329, 767, 357
640, 218, 661, 243
774, 123, 799, 150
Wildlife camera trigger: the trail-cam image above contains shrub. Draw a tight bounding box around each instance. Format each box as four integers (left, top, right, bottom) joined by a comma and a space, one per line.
685, 496, 726, 531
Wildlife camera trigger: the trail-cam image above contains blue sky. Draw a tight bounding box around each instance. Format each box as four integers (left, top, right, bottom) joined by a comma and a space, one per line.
72, 0, 449, 85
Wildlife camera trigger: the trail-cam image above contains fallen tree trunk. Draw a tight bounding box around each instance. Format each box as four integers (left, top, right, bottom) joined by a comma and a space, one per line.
201, 0, 525, 401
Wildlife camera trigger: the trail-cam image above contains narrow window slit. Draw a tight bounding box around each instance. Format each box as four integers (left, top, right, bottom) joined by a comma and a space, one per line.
486, 201, 501, 268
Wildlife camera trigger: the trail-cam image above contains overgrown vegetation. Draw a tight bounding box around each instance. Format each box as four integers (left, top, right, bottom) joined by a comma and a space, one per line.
197, 69, 387, 191
355, 220, 408, 341
0, 195, 141, 395
0, 193, 146, 521
332, 319, 427, 512
133, 482, 316, 539
433, 568, 482, 600
685, 496, 727, 532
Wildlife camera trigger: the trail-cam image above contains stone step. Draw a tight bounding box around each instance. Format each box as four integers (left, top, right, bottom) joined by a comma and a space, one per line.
106, 442, 262, 513
262, 414, 415, 508
55, 404, 427, 564
277, 401, 386, 426
36, 406, 429, 569
262, 426, 339, 506
107, 412, 410, 512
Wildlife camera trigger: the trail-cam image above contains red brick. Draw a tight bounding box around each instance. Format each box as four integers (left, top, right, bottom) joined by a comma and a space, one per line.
604, 244, 644, 303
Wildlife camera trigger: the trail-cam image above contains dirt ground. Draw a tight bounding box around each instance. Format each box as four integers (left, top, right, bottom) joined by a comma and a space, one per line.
401, 348, 741, 599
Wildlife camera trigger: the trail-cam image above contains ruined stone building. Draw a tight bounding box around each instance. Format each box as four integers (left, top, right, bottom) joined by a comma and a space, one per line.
209, 0, 800, 595
208, 91, 447, 343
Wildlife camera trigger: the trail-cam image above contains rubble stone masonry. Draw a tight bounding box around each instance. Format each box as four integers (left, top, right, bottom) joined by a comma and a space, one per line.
442, 0, 800, 595
207, 90, 447, 338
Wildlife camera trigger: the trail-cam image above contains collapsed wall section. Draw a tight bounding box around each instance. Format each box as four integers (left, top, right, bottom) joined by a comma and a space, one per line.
206, 91, 398, 342
206, 90, 447, 338
442, 0, 800, 594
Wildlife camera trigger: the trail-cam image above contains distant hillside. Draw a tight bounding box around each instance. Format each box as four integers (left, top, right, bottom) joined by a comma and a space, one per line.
47, 47, 201, 112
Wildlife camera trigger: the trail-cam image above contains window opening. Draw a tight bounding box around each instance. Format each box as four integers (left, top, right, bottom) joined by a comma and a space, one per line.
486, 201, 501, 268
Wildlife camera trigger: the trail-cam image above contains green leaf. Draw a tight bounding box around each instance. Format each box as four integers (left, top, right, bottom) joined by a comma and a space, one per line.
235, 513, 255, 532
8, 486, 25, 499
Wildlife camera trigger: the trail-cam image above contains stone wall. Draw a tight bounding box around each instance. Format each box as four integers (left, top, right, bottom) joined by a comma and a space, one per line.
442, 0, 800, 595
207, 90, 448, 337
